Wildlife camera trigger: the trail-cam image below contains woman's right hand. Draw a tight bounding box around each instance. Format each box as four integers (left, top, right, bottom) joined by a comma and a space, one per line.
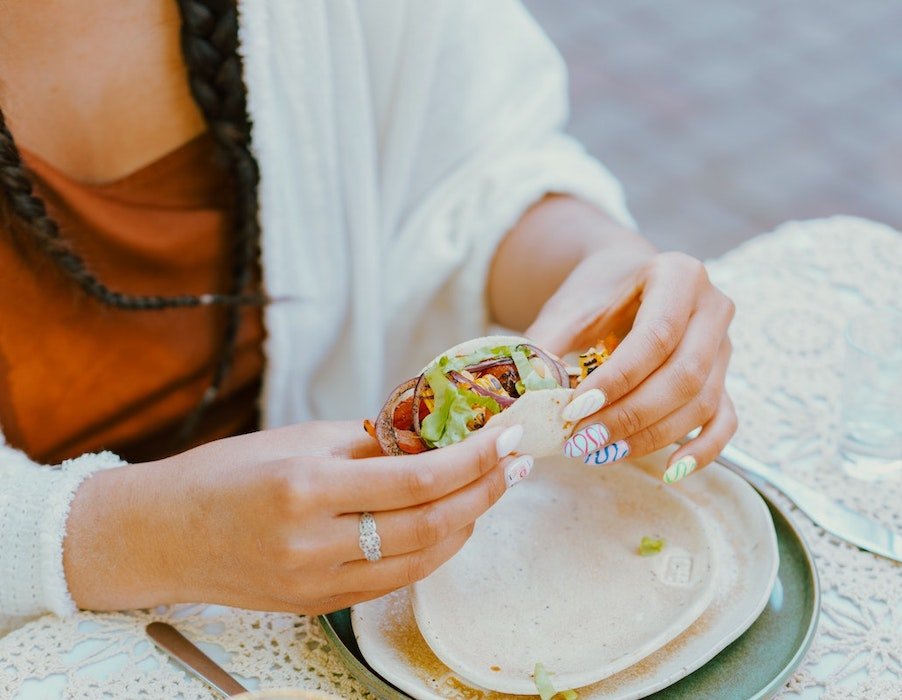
63, 421, 528, 615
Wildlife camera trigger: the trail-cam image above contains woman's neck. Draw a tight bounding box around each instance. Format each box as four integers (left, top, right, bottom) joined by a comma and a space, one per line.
0, 0, 206, 184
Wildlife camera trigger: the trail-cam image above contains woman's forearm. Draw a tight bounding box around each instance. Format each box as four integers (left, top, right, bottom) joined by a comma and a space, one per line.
63, 460, 188, 610
488, 195, 656, 331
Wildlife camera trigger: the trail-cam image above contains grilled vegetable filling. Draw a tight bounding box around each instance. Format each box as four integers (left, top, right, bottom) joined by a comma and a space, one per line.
369, 338, 618, 456
373, 344, 568, 455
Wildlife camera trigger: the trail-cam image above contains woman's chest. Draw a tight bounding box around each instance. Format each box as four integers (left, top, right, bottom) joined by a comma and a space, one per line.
0, 136, 264, 463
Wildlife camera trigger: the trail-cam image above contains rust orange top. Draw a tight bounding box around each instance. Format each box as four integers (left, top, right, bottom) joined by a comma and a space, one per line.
0, 133, 265, 464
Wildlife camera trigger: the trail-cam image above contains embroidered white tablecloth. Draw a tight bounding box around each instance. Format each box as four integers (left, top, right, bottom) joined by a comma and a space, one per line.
1, 216, 900, 699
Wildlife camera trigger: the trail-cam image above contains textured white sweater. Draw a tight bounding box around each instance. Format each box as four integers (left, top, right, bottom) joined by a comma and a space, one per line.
0, 0, 631, 632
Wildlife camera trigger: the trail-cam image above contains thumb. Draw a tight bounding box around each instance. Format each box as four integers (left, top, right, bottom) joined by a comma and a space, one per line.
527, 282, 642, 357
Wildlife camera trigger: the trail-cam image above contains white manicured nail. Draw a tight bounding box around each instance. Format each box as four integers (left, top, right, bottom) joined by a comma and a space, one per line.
496, 424, 524, 458
561, 388, 606, 422
505, 455, 534, 487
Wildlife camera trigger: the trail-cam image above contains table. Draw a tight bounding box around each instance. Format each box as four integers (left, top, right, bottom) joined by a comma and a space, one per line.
1, 217, 900, 699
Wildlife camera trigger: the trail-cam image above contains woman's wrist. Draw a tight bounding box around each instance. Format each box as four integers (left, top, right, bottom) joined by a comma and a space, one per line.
63, 458, 189, 611
488, 195, 656, 331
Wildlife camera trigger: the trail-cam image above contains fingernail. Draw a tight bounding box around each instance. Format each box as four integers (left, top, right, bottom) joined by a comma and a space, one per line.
505, 455, 533, 487
563, 423, 610, 458
663, 455, 697, 484
562, 389, 606, 422
496, 424, 524, 458
584, 440, 630, 466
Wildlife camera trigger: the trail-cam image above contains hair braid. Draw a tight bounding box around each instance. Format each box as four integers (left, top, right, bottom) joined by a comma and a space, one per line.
0, 0, 266, 441
0, 109, 252, 310
175, 0, 262, 430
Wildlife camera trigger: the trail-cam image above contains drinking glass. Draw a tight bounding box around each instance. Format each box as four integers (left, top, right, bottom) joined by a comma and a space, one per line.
839, 308, 902, 477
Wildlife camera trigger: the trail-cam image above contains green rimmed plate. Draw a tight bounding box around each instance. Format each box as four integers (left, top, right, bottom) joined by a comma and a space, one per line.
319, 487, 818, 700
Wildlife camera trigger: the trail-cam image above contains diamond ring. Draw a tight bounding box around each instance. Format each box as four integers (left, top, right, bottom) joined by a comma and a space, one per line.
358, 512, 383, 562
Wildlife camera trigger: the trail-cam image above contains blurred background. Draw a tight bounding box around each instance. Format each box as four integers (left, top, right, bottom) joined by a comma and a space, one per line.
523, 0, 902, 258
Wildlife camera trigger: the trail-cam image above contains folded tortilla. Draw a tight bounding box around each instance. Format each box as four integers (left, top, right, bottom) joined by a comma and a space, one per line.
369, 335, 577, 458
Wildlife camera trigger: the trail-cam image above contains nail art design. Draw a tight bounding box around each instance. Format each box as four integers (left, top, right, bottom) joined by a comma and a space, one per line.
564, 423, 610, 458
584, 440, 630, 466
505, 455, 534, 487
561, 389, 607, 422
663, 456, 697, 484
495, 424, 524, 458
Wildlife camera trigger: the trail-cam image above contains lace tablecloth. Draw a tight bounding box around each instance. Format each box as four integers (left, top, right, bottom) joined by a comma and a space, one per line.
1, 216, 900, 699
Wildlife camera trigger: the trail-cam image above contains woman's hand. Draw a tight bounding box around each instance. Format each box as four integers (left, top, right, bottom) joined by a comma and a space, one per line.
527, 250, 737, 482
64, 421, 529, 615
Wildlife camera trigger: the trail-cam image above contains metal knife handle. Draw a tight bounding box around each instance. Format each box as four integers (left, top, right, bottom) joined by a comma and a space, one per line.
715, 443, 902, 562
147, 622, 249, 697
718, 443, 784, 484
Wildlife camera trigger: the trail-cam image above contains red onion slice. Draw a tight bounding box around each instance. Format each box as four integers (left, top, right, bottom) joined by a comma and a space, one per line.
519, 343, 568, 387
448, 370, 516, 409
374, 377, 424, 456
463, 356, 516, 374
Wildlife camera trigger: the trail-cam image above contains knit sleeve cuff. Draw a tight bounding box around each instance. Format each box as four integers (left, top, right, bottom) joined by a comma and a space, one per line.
0, 449, 124, 618
45, 452, 125, 616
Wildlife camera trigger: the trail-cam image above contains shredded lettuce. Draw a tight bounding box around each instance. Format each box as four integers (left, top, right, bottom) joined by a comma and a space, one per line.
419, 364, 500, 448
438, 345, 516, 373
512, 348, 559, 392
420, 342, 557, 447
466, 388, 501, 416
436, 343, 558, 392
638, 536, 666, 556
534, 663, 556, 700
534, 663, 578, 700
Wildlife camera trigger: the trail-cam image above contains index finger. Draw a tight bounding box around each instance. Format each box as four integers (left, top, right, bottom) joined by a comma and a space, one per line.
326, 425, 521, 512
574, 260, 697, 406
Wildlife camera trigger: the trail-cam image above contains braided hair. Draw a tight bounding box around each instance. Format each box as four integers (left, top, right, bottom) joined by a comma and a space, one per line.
0, 0, 263, 440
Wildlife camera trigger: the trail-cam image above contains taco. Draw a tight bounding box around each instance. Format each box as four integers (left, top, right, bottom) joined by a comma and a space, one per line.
365, 335, 596, 458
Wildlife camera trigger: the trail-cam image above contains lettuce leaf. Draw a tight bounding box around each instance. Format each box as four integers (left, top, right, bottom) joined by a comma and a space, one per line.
420, 341, 557, 448
638, 536, 666, 556
419, 366, 461, 447
512, 348, 559, 392
534, 663, 578, 700
419, 365, 501, 448
438, 345, 516, 373
465, 388, 501, 416
534, 663, 556, 700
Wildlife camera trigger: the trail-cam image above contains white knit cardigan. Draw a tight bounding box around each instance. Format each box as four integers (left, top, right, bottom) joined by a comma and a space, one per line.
0, 0, 632, 631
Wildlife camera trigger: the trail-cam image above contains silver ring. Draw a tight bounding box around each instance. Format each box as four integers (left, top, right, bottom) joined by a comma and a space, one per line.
358, 512, 383, 562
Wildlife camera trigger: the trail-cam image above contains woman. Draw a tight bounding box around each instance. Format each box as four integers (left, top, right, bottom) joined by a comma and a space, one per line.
0, 0, 736, 629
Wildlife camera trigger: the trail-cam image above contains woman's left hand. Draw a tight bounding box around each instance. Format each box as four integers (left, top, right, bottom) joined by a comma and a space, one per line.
526, 250, 738, 483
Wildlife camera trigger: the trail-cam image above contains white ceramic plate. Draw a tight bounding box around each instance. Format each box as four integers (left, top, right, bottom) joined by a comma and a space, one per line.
351, 452, 779, 699
409, 456, 718, 693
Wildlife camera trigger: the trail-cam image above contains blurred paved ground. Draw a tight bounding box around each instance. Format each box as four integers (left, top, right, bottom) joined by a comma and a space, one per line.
523, 0, 902, 258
